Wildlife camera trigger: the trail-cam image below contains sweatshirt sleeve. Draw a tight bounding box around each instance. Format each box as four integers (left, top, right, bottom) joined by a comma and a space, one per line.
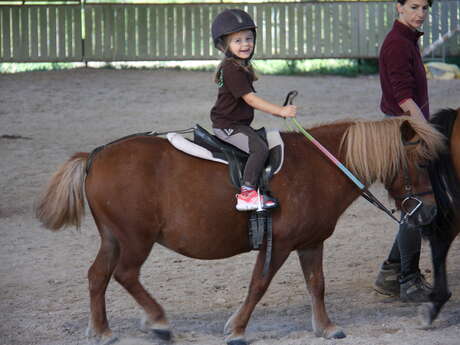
222, 62, 254, 99
382, 40, 415, 102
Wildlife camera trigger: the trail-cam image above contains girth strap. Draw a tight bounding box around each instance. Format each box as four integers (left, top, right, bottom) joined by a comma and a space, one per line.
249, 210, 272, 276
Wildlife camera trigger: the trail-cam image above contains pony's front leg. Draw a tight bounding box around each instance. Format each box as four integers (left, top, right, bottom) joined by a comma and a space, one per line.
297, 245, 346, 339
420, 228, 454, 326
224, 247, 291, 345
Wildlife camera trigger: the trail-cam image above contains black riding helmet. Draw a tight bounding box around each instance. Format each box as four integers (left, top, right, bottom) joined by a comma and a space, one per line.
211, 9, 257, 59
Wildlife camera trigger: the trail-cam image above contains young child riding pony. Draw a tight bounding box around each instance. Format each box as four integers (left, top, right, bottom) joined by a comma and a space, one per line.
210, 9, 296, 211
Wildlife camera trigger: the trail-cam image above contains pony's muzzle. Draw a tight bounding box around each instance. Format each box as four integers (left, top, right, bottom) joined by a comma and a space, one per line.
406, 203, 437, 227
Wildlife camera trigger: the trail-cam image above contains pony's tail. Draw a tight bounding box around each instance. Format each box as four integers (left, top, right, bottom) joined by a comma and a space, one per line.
35, 152, 89, 231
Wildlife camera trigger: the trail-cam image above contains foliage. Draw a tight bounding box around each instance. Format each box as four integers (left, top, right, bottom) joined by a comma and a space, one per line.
0, 59, 382, 76
446, 56, 460, 66
0, 62, 82, 74
254, 59, 379, 77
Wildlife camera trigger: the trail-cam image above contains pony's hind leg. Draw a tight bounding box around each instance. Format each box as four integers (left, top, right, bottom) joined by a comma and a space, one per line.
224, 247, 291, 345
87, 225, 120, 345
297, 245, 346, 339
113, 239, 171, 341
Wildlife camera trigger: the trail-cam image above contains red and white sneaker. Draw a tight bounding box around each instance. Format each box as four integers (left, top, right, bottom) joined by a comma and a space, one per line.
236, 190, 280, 211
236, 189, 261, 211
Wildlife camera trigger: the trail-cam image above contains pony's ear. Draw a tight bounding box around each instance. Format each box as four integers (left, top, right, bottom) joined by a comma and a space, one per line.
400, 120, 416, 143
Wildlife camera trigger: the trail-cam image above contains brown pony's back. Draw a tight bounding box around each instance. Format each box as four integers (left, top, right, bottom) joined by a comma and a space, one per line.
85, 136, 252, 259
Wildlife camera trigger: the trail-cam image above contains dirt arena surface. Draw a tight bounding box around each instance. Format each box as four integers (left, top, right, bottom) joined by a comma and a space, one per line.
1, 68, 460, 345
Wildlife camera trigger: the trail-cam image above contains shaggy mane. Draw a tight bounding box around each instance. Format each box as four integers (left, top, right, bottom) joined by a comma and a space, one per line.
339, 116, 445, 185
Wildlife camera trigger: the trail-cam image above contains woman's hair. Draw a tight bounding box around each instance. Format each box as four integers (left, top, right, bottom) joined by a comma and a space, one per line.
397, 0, 433, 6
213, 34, 258, 85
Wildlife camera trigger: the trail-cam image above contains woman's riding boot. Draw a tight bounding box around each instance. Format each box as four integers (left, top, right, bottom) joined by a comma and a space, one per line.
399, 270, 432, 302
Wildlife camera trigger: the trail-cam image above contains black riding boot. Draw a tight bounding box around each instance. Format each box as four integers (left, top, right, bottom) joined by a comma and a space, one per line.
399, 270, 432, 302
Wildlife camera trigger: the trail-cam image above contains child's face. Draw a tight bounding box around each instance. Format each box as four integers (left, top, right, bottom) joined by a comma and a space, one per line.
227, 30, 254, 59
397, 0, 429, 30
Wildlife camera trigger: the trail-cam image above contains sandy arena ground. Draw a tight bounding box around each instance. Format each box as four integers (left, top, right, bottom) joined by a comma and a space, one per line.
1, 68, 460, 345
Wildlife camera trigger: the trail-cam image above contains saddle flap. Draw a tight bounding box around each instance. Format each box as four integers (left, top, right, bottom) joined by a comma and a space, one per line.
266, 130, 284, 175
194, 124, 248, 159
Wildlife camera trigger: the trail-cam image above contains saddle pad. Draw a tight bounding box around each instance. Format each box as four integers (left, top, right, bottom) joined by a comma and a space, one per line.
167, 130, 284, 174
167, 132, 228, 164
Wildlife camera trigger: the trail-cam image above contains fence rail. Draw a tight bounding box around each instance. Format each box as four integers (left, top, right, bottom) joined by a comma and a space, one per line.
1, 1, 459, 62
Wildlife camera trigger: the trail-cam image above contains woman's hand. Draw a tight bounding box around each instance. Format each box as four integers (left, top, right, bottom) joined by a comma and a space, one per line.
399, 98, 425, 121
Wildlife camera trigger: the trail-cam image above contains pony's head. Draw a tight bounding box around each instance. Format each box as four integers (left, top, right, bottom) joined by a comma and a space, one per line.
341, 116, 446, 227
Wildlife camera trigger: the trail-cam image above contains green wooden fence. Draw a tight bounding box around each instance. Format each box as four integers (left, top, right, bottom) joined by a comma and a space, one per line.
0, 4, 82, 61
1, 1, 459, 62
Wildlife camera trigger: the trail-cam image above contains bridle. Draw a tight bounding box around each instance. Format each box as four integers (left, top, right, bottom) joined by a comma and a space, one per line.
387, 139, 434, 223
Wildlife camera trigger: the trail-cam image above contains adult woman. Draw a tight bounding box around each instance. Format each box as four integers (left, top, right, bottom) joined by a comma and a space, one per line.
373, 0, 433, 302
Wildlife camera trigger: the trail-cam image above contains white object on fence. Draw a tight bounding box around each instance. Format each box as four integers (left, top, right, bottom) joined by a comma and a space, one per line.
423, 25, 460, 56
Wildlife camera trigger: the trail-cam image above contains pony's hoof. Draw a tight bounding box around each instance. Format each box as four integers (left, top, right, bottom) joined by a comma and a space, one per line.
322, 327, 346, 339
88, 335, 119, 345
419, 302, 436, 327
101, 336, 119, 345
139, 315, 172, 341
85, 325, 118, 345
153, 328, 172, 341
330, 330, 346, 339
227, 339, 248, 345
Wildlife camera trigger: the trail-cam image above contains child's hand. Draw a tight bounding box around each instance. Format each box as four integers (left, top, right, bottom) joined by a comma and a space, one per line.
279, 105, 296, 118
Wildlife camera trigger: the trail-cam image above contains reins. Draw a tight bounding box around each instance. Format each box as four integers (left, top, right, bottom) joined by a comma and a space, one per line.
283, 90, 422, 225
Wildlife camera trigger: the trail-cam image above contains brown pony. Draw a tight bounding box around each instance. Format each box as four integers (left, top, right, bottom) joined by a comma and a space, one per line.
422, 108, 460, 326
36, 116, 444, 345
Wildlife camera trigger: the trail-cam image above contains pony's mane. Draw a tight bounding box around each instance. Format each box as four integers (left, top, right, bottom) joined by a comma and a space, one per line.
340, 116, 445, 185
